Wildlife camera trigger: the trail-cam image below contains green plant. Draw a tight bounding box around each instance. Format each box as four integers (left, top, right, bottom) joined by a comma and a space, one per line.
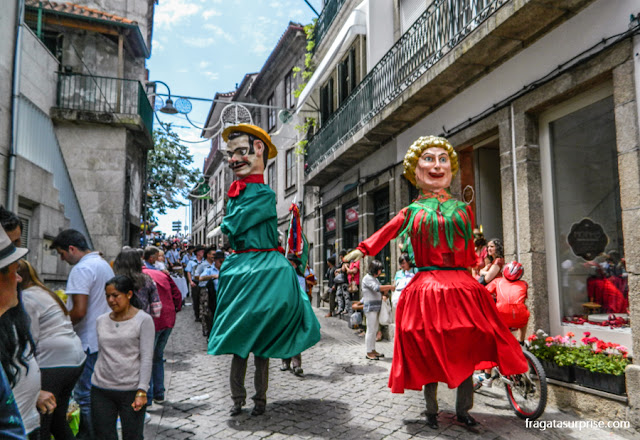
292, 20, 317, 99
575, 332, 630, 376
294, 117, 316, 155
528, 330, 577, 364
529, 330, 631, 375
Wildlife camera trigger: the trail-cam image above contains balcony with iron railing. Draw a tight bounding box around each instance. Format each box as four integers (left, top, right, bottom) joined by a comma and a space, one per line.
315, 0, 348, 50
304, 0, 593, 186
54, 72, 154, 137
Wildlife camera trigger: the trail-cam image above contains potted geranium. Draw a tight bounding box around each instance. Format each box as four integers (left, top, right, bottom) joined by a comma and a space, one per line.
573, 332, 629, 395
528, 330, 577, 382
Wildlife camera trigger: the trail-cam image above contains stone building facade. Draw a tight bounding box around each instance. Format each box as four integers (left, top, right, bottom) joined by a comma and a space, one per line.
298, 0, 640, 422
1, 0, 155, 279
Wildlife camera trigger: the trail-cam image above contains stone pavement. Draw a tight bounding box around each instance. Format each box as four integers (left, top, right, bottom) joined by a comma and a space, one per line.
144, 304, 640, 439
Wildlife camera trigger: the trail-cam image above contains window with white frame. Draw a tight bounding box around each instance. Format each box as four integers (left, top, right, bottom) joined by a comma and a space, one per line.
285, 70, 294, 109
268, 162, 277, 193
268, 93, 276, 131
286, 149, 296, 189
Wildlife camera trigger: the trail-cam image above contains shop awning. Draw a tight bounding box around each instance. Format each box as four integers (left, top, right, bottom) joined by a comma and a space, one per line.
295, 2, 367, 113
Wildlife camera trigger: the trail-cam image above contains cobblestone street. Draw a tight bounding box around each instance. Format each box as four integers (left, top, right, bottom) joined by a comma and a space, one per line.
144, 305, 640, 440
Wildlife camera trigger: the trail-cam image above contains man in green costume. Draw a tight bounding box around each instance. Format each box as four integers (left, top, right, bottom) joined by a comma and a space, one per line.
207, 124, 321, 417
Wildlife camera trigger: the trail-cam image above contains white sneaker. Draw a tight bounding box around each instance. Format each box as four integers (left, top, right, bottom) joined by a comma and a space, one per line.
475, 373, 494, 387
144, 413, 151, 424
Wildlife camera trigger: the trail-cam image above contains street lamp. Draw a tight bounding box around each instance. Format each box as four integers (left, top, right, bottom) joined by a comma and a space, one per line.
148, 80, 179, 114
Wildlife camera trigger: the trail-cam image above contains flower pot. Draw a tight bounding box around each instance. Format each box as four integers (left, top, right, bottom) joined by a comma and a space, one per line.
574, 366, 626, 395
539, 359, 575, 383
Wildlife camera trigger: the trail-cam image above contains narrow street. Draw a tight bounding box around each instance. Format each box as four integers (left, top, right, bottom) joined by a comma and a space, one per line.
144, 305, 639, 440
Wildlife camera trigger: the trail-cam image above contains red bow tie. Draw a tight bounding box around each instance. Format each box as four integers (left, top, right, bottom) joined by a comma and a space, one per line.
227, 174, 264, 198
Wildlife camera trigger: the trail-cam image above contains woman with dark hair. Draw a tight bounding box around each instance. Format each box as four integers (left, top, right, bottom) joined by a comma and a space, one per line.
361, 260, 394, 360
0, 299, 48, 439
478, 238, 504, 285
19, 259, 86, 440
392, 253, 416, 310
91, 275, 154, 440
113, 249, 162, 318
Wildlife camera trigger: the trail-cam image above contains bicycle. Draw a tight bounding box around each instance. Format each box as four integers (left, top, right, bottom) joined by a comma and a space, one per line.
473, 346, 547, 420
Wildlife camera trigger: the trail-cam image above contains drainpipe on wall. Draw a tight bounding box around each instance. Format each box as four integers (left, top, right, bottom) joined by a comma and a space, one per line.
510, 103, 520, 261
8, 0, 25, 211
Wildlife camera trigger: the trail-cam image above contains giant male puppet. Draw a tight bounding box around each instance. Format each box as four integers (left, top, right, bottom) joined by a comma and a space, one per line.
207, 124, 321, 417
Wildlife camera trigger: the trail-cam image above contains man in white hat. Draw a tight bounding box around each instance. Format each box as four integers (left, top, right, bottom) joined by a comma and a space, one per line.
0, 225, 29, 438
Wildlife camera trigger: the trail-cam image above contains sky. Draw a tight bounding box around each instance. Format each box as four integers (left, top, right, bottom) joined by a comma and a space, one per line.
148, 0, 321, 236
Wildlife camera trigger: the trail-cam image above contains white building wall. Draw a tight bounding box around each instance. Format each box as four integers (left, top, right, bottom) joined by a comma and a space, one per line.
19, 27, 58, 113
366, 0, 395, 70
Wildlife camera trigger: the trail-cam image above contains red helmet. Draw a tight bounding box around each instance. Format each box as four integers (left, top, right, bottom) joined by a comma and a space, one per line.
503, 261, 524, 281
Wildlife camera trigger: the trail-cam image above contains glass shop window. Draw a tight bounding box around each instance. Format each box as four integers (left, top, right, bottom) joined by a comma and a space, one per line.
548, 94, 628, 328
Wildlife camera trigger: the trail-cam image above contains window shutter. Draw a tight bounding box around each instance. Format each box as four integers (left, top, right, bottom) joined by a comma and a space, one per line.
400, 0, 428, 34
349, 48, 357, 92
19, 216, 29, 248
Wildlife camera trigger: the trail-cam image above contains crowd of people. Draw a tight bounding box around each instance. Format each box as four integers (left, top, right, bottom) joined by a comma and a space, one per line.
0, 203, 236, 440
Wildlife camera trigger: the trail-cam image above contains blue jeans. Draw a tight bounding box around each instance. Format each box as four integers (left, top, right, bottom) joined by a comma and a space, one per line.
74, 350, 98, 440
149, 328, 172, 400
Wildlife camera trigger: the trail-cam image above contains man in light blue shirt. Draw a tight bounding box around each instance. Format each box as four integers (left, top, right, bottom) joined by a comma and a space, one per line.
181, 245, 195, 268
185, 246, 204, 321
143, 246, 160, 270
199, 250, 225, 337
165, 242, 181, 269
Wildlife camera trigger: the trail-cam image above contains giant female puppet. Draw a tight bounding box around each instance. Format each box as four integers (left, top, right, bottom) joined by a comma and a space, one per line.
345, 136, 527, 429
207, 124, 321, 417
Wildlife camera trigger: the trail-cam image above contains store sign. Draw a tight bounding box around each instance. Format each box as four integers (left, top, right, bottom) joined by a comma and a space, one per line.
345, 207, 359, 224
567, 218, 608, 261
325, 217, 336, 232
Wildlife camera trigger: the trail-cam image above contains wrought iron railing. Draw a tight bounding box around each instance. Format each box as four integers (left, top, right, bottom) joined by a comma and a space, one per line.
315, 0, 348, 50
56, 72, 153, 136
306, 0, 506, 174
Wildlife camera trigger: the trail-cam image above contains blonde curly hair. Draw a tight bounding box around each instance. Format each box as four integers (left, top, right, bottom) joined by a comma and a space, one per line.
402, 136, 458, 187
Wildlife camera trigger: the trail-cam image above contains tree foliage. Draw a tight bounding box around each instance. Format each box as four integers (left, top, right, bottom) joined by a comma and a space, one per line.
146, 125, 200, 221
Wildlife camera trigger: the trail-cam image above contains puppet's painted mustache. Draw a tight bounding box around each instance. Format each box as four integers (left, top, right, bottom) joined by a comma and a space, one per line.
229, 161, 250, 170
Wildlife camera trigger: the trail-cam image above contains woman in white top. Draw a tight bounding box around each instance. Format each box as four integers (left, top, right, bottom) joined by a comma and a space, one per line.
19, 259, 86, 440
361, 260, 394, 360
392, 253, 417, 309
92, 275, 154, 440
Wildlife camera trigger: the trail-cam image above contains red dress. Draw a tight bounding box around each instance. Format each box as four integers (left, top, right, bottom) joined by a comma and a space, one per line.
357, 196, 528, 393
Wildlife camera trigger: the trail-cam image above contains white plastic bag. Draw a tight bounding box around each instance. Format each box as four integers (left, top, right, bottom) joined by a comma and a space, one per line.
379, 298, 392, 326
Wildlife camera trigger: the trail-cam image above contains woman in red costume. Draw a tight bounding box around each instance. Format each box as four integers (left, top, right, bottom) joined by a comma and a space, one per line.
345, 136, 528, 429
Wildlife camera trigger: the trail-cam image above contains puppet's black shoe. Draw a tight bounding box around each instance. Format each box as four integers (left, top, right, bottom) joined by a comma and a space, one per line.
230, 402, 244, 416
251, 406, 265, 416
426, 414, 438, 429
456, 413, 478, 427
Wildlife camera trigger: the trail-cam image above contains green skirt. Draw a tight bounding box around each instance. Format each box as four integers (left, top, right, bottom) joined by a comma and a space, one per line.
207, 250, 321, 359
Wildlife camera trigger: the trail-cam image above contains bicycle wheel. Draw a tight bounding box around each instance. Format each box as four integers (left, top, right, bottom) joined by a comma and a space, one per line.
504, 350, 547, 420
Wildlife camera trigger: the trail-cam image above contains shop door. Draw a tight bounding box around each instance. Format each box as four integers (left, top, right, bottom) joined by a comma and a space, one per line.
474, 143, 503, 241
342, 202, 359, 250
373, 189, 391, 284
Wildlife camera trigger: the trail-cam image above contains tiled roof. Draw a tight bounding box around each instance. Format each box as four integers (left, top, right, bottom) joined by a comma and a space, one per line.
25, 0, 136, 26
